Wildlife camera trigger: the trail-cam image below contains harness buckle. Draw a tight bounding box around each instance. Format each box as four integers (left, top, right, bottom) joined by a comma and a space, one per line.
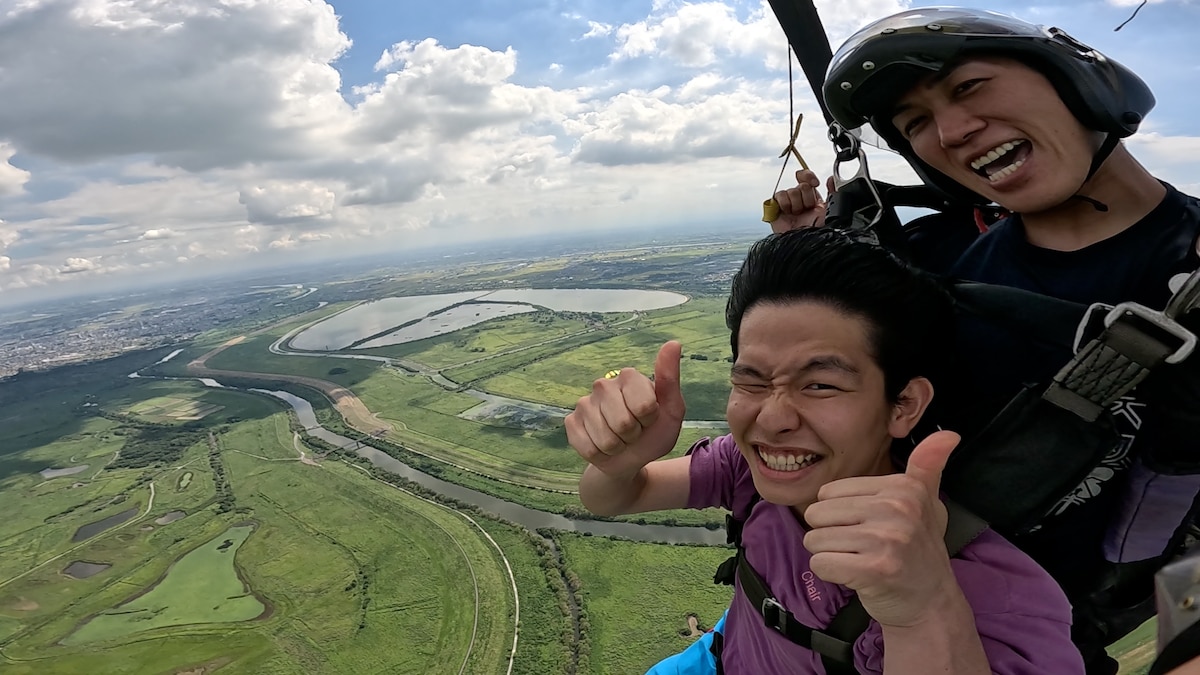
1074, 302, 1197, 364
761, 597, 788, 634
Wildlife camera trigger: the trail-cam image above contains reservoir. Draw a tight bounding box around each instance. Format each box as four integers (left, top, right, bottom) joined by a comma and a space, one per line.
290, 289, 688, 351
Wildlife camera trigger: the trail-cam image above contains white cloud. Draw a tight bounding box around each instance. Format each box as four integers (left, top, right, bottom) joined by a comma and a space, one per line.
239, 181, 337, 225
0, 143, 30, 196
582, 21, 612, 39
61, 257, 100, 274
0, 0, 351, 170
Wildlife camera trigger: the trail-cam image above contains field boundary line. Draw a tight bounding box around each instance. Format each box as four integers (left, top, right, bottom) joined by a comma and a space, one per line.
346, 462, 519, 675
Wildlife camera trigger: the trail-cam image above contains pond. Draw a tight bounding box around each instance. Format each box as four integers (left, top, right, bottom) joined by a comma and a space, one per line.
63, 561, 111, 579
72, 507, 139, 542
155, 511, 186, 525
40, 465, 89, 479
291, 288, 689, 351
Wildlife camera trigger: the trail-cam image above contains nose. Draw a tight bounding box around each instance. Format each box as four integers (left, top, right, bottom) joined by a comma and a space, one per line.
756, 390, 801, 436
935, 105, 985, 148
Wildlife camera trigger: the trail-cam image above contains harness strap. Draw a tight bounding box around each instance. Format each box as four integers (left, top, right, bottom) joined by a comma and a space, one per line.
1045, 289, 1200, 422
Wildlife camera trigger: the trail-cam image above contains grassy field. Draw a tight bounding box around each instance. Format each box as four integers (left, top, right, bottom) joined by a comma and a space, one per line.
0, 378, 521, 675
64, 524, 265, 645
356, 310, 594, 369
473, 296, 734, 420
1111, 618, 1157, 675
557, 533, 734, 675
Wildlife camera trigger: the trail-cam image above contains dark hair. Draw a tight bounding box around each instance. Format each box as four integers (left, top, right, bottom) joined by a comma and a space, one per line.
726, 228, 954, 402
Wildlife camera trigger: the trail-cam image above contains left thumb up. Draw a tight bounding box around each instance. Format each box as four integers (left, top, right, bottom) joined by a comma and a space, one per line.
904, 430, 961, 496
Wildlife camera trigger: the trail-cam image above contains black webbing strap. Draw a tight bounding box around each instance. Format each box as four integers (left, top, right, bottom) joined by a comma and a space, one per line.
734, 499, 988, 673
953, 272, 1200, 423
1045, 295, 1199, 422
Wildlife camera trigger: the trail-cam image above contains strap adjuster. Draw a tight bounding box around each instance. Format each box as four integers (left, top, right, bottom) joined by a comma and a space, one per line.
1074, 301, 1197, 364
761, 597, 789, 633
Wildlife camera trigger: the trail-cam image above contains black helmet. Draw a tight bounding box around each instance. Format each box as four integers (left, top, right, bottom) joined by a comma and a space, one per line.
823, 7, 1155, 204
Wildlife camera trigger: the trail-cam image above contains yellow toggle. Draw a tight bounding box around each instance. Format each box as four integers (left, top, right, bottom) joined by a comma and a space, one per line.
762, 114, 811, 224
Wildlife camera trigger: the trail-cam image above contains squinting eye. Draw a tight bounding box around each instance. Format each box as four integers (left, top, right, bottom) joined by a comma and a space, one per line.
806, 383, 839, 392
901, 116, 926, 139
952, 78, 984, 95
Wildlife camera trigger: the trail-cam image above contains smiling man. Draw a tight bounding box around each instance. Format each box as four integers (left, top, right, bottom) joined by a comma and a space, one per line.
566, 228, 1084, 674
769, 8, 1200, 674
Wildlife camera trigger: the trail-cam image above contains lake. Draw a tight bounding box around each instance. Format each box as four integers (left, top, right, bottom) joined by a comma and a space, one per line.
290, 289, 688, 351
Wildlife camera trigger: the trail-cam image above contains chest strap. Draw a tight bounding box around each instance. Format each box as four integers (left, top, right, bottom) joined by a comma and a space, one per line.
954, 267, 1200, 424
732, 499, 987, 674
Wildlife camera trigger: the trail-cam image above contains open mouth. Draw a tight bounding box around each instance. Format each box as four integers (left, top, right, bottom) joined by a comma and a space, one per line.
755, 447, 823, 473
969, 140, 1031, 183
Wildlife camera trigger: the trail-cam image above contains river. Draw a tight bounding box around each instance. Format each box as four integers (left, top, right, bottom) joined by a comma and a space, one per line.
249, 388, 727, 546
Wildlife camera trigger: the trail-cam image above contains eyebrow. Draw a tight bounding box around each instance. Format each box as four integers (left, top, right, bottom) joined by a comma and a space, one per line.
730, 356, 860, 379
889, 62, 965, 119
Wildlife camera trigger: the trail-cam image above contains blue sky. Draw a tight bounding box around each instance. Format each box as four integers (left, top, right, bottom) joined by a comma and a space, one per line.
0, 0, 1198, 303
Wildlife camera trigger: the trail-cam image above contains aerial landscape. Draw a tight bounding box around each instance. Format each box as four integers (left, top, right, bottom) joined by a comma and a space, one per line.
0, 228, 1161, 674
0, 230, 758, 675
2, 0, 1195, 673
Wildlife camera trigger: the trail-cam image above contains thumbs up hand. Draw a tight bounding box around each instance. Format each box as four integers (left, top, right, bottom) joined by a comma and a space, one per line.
802, 431, 963, 628
565, 341, 687, 480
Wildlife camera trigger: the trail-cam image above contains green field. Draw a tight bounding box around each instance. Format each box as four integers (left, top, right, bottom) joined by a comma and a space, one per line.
0, 378, 524, 674
557, 533, 734, 675
64, 524, 265, 645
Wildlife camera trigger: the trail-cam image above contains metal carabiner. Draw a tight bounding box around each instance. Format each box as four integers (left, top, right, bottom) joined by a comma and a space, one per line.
824, 125, 885, 241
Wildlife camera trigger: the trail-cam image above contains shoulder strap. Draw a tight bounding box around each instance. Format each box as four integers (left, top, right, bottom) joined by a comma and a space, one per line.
735, 499, 989, 673
713, 492, 762, 586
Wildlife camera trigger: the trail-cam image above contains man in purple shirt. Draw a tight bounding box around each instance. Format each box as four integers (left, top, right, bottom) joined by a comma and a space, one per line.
566, 228, 1084, 674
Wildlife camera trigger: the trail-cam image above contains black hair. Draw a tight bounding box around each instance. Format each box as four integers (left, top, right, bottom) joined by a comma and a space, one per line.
726, 228, 954, 402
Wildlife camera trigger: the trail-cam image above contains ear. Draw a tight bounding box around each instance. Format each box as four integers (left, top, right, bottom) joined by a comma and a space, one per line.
887, 377, 935, 439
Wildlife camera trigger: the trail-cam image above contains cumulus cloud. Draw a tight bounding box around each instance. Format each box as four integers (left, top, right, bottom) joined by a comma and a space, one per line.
239, 181, 337, 225
0, 0, 351, 170
61, 257, 100, 274
0, 0, 1197, 301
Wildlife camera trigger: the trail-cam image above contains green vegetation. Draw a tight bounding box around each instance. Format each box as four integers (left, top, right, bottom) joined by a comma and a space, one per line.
2, 241, 777, 675
1, 377, 522, 674
64, 524, 265, 645
556, 533, 734, 675
1110, 618, 1157, 675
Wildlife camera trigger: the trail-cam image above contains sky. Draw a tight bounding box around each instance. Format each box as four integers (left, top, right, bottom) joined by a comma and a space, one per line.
1, 0, 1199, 305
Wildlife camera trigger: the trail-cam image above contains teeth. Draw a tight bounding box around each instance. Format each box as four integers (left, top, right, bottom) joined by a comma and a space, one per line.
970, 141, 1021, 171
988, 158, 1025, 182
757, 449, 820, 472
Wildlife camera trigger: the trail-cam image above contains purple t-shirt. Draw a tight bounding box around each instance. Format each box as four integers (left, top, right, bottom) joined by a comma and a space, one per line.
686, 435, 1085, 675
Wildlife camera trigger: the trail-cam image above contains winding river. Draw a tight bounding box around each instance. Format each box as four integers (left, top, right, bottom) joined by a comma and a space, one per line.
249, 388, 727, 546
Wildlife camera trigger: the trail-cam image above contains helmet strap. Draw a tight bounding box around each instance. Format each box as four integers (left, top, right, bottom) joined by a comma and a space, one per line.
1069, 133, 1120, 213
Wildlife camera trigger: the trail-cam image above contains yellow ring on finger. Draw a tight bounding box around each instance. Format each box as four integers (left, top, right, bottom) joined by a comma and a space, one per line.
604, 369, 621, 379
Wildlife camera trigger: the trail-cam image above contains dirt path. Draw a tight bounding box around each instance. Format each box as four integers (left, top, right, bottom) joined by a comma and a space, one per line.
187, 344, 390, 436
293, 432, 320, 466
